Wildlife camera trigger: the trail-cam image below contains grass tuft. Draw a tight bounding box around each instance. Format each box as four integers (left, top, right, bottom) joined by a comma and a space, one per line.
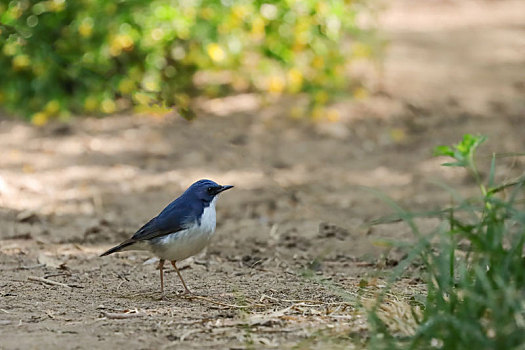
369, 134, 525, 349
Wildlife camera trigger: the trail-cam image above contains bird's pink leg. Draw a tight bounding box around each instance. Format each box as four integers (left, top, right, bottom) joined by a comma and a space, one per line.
171, 260, 191, 294
158, 259, 165, 295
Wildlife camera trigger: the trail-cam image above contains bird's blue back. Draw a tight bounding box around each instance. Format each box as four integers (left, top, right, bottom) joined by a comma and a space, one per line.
131, 180, 217, 242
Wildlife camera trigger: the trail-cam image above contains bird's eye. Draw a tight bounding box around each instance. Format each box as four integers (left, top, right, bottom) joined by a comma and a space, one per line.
207, 187, 214, 194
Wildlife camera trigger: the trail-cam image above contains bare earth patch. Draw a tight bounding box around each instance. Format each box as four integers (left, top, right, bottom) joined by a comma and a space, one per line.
1, 1, 524, 348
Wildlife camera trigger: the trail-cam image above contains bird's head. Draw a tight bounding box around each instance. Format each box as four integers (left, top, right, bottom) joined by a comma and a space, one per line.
186, 179, 233, 203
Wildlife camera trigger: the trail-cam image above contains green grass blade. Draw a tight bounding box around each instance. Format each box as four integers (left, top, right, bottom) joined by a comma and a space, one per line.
488, 153, 496, 189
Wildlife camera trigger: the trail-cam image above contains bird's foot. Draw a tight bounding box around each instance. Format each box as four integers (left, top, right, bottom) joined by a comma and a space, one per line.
177, 289, 193, 298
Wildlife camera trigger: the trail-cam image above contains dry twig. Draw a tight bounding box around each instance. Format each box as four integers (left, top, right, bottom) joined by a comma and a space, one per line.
28, 276, 72, 288
20, 264, 45, 270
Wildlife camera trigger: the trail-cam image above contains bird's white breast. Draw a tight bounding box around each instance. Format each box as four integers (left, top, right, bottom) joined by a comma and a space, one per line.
150, 198, 217, 261
199, 197, 217, 233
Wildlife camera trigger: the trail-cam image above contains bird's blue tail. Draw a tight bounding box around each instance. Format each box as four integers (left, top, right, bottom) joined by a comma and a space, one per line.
100, 240, 135, 257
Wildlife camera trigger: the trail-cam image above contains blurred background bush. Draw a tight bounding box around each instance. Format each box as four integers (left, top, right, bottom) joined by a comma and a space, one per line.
0, 0, 380, 123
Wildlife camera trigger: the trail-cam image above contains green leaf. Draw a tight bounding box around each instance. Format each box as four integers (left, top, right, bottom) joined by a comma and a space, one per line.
455, 134, 486, 158
434, 134, 487, 169
441, 161, 463, 167
433, 145, 454, 157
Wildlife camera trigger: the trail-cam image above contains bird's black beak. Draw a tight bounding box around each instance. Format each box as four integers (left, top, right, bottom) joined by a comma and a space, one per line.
215, 185, 233, 195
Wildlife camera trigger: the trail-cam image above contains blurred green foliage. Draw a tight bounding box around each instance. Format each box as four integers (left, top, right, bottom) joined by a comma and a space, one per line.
0, 0, 379, 123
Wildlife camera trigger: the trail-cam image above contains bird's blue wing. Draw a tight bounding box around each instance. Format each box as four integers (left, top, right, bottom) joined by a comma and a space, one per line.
130, 197, 202, 242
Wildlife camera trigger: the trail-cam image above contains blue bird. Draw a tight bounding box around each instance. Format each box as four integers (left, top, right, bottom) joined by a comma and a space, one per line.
100, 179, 233, 295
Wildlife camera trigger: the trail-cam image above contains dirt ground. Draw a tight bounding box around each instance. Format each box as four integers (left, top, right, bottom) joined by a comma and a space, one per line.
1, 1, 524, 349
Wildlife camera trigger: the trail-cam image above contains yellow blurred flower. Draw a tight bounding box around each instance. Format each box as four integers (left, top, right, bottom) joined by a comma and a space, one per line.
84, 96, 98, 112
3, 42, 17, 56
44, 100, 60, 115
200, 7, 214, 20
136, 103, 172, 118
232, 5, 249, 20
118, 78, 135, 94
251, 17, 265, 40
267, 75, 285, 94
287, 68, 303, 93
315, 2, 328, 15
10, 4, 23, 19
311, 106, 324, 121
184, 6, 196, 18
314, 91, 329, 105
100, 99, 116, 114
292, 42, 305, 52
133, 92, 153, 105
32, 112, 49, 126
312, 56, 324, 69
110, 34, 134, 56
334, 64, 344, 76
206, 43, 226, 63
109, 46, 121, 57
49, 0, 65, 12
218, 22, 230, 36
79, 18, 93, 38
177, 27, 190, 40
325, 108, 340, 122
120, 35, 134, 49
295, 21, 311, 45
143, 77, 160, 92
12, 55, 30, 70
